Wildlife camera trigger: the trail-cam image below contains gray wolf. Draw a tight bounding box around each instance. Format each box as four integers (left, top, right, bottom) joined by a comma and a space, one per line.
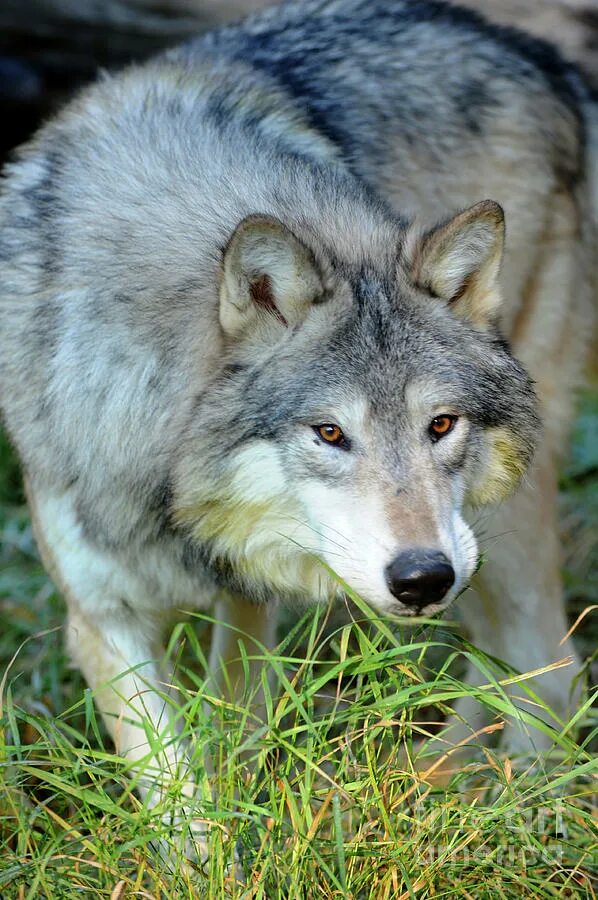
0, 0, 595, 846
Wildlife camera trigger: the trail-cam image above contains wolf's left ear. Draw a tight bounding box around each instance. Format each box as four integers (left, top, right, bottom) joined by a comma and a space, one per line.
409, 200, 505, 329
220, 215, 324, 339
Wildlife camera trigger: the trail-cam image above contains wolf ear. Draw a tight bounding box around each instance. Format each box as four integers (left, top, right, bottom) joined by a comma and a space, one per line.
220, 215, 324, 338
410, 200, 505, 328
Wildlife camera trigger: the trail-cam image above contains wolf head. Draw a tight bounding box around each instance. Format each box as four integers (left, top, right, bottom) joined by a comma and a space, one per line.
173, 201, 539, 616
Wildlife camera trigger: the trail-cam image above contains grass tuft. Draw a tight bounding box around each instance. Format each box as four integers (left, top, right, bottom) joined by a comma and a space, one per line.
0, 604, 595, 898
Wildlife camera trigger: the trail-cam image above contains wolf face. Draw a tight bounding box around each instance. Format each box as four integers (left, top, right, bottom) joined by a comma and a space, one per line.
173, 202, 539, 616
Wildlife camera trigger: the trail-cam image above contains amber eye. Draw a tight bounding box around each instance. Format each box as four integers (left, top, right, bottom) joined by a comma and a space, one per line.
429, 414, 458, 440
315, 423, 347, 447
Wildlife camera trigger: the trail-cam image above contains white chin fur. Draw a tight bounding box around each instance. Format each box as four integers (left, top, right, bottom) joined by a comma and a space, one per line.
299, 489, 479, 616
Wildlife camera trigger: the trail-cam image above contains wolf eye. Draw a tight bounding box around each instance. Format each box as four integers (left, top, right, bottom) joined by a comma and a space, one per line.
314, 424, 348, 448
429, 414, 458, 441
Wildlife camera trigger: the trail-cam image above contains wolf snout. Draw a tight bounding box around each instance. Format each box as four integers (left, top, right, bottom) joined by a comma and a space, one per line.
384, 550, 455, 610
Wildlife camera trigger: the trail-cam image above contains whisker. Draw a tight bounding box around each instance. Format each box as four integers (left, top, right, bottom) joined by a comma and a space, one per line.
283, 515, 352, 553
475, 528, 520, 545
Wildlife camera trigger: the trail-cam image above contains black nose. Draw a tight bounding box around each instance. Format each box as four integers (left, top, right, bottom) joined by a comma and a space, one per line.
385, 550, 455, 608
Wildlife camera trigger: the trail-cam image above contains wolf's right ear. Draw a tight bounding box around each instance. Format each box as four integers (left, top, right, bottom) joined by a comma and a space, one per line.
219, 215, 324, 339
408, 200, 505, 329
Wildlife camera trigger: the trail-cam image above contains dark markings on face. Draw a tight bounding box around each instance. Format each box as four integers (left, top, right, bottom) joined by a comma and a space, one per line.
184, 263, 538, 493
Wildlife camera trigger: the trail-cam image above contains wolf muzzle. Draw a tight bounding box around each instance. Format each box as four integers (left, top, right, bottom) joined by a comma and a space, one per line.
384, 550, 455, 610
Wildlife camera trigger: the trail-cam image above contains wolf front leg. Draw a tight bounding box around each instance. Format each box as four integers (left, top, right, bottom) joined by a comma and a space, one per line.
26, 483, 208, 861
64, 600, 224, 874
66, 604, 193, 801
206, 592, 278, 876
207, 592, 279, 743
453, 448, 582, 755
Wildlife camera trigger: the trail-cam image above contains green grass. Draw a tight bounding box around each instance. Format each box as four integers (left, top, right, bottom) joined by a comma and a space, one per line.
0, 393, 596, 898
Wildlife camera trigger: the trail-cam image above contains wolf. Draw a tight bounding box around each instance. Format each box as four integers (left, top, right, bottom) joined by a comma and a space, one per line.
0, 0, 595, 838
